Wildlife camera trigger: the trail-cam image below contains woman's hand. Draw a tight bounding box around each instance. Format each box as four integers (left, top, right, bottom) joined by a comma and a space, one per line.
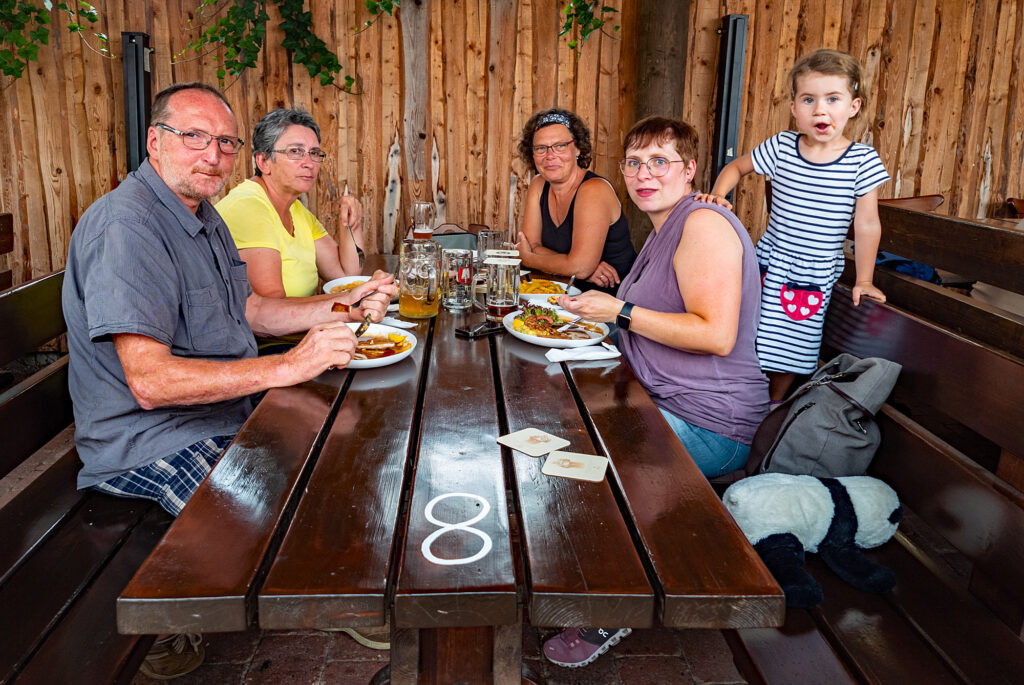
338, 195, 363, 235
348, 271, 397, 322
556, 290, 623, 323
588, 261, 620, 289
515, 231, 536, 256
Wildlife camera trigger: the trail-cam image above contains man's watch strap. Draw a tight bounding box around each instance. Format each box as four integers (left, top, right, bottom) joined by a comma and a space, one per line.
617, 302, 635, 330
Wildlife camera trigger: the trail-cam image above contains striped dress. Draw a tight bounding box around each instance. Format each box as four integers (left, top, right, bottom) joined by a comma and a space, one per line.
751, 131, 889, 373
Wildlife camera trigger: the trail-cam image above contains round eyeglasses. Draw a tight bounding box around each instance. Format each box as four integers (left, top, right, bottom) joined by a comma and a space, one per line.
272, 146, 328, 163
619, 157, 686, 177
154, 123, 244, 154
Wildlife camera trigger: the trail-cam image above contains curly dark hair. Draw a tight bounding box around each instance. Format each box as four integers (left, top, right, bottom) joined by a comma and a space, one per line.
517, 108, 592, 169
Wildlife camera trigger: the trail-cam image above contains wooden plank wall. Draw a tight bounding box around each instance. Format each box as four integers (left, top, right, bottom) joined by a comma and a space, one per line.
685, 0, 1024, 238
1, 0, 1022, 287
0, 0, 633, 286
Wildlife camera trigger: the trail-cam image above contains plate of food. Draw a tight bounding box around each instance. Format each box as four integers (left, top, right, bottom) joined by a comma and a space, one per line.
502, 305, 608, 348
346, 322, 417, 369
324, 275, 369, 295
518, 278, 582, 304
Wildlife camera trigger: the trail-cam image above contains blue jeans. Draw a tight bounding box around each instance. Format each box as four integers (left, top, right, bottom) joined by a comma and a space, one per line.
658, 408, 750, 477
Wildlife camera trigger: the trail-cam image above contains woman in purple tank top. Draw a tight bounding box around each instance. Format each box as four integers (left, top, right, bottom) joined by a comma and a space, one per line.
542, 117, 770, 669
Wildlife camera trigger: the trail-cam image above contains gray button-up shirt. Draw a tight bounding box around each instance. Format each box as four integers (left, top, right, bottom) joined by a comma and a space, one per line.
63, 160, 258, 488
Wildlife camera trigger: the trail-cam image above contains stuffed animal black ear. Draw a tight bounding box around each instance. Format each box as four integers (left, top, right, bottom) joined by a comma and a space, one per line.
723, 474, 902, 609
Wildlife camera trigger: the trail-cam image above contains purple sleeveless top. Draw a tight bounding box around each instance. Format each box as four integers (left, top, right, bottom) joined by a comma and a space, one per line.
617, 194, 769, 444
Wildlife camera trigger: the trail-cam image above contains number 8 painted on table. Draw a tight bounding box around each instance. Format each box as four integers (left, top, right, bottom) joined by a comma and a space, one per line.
420, 492, 493, 566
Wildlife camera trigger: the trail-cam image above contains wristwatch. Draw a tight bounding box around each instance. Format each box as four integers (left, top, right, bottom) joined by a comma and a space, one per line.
617, 302, 635, 331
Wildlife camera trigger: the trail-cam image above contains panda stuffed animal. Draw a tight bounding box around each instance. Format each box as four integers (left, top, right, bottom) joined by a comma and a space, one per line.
723, 473, 902, 609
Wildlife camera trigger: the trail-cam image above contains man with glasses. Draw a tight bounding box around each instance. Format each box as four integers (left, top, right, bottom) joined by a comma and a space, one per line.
217, 108, 365, 298
62, 82, 394, 678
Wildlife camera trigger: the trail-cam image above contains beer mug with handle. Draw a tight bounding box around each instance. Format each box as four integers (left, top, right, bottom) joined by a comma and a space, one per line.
399, 238, 440, 318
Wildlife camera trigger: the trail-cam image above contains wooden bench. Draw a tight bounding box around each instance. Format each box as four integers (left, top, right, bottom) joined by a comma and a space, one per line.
0, 270, 170, 684
725, 205, 1024, 684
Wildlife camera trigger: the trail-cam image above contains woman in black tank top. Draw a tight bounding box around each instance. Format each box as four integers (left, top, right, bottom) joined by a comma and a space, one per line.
514, 108, 636, 294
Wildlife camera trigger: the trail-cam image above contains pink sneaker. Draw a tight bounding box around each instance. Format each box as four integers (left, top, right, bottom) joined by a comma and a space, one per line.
542, 627, 632, 668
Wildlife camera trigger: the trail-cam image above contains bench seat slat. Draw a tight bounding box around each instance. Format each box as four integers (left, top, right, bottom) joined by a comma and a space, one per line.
808, 556, 962, 685
0, 494, 151, 682
567, 361, 784, 628
258, 326, 429, 629
0, 431, 81, 582
394, 313, 517, 628
0, 357, 73, 479
497, 339, 654, 628
728, 610, 859, 685
116, 378, 343, 634
14, 507, 170, 685
873, 539, 1024, 685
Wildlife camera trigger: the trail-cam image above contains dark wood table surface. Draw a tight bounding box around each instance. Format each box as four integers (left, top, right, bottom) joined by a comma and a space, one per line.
117, 255, 783, 684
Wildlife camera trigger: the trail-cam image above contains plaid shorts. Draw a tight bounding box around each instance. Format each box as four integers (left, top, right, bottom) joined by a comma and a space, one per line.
92, 435, 234, 517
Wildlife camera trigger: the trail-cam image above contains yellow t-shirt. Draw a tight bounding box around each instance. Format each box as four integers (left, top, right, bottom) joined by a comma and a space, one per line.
216, 179, 328, 297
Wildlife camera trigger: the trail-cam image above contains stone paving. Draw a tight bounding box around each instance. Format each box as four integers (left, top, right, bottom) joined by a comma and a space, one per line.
130, 623, 746, 684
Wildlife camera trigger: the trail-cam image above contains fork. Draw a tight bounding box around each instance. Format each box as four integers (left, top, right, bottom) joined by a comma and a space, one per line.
358, 315, 378, 335
566, 274, 576, 292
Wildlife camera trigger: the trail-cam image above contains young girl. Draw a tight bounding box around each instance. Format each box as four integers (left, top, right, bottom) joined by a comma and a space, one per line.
705, 49, 889, 401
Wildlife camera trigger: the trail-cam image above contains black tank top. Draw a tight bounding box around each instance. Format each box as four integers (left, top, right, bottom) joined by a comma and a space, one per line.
540, 171, 636, 294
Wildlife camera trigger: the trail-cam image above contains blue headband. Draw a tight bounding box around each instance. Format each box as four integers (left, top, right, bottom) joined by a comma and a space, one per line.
536, 112, 572, 130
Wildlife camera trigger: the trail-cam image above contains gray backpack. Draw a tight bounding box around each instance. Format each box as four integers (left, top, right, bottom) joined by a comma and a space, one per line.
714, 354, 902, 483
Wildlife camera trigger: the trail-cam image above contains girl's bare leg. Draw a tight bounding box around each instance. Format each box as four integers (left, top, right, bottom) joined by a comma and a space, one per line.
768, 372, 796, 402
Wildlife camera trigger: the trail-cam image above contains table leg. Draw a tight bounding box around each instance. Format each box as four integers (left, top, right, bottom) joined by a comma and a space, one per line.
372, 612, 533, 685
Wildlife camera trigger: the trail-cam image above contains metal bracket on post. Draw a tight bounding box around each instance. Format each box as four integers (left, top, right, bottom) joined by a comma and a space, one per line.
122, 32, 152, 173
712, 14, 748, 204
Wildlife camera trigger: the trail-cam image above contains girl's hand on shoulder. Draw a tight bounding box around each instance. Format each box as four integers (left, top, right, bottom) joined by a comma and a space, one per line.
852, 282, 886, 306
556, 290, 621, 323
693, 192, 733, 210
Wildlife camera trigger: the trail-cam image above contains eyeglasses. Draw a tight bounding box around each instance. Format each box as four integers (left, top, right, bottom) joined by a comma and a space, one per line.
532, 140, 574, 157
272, 146, 328, 163
619, 157, 686, 177
154, 123, 244, 154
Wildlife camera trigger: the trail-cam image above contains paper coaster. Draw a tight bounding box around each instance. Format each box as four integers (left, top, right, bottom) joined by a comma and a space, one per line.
542, 451, 609, 482
497, 427, 570, 457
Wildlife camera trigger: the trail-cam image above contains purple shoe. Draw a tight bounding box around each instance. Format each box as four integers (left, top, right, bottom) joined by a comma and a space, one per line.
542, 627, 632, 668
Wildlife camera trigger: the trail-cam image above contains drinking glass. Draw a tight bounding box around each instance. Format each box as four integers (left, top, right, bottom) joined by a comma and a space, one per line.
485, 257, 520, 322
477, 230, 503, 266
441, 249, 475, 311
399, 238, 440, 318
411, 201, 434, 240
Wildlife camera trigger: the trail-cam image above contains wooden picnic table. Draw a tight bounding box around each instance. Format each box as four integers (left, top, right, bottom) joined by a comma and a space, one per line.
117, 254, 783, 684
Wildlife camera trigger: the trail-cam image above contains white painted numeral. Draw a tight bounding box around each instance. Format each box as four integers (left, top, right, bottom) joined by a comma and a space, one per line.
420, 492, 493, 566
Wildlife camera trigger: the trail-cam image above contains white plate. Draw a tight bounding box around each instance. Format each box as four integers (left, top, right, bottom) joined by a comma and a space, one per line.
518, 279, 582, 305
323, 275, 370, 295
347, 323, 418, 369
502, 309, 608, 348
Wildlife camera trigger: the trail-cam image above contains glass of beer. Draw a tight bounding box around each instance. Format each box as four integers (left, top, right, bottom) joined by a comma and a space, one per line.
411, 201, 434, 240
484, 257, 520, 322
441, 249, 474, 311
399, 238, 440, 318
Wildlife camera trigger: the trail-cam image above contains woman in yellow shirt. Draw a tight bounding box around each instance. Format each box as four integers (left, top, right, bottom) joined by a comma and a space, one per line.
218, 108, 363, 297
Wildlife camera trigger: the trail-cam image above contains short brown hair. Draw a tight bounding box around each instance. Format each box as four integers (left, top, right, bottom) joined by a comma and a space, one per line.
517, 108, 592, 169
788, 49, 865, 112
150, 82, 233, 124
622, 116, 699, 163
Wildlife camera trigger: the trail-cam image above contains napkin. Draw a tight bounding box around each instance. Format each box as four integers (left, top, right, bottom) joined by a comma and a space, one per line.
380, 316, 418, 329
545, 342, 621, 362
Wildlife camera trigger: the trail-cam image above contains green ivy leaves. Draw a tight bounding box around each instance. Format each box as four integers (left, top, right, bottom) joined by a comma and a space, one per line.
559, 1, 619, 52
1, 0, 107, 79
